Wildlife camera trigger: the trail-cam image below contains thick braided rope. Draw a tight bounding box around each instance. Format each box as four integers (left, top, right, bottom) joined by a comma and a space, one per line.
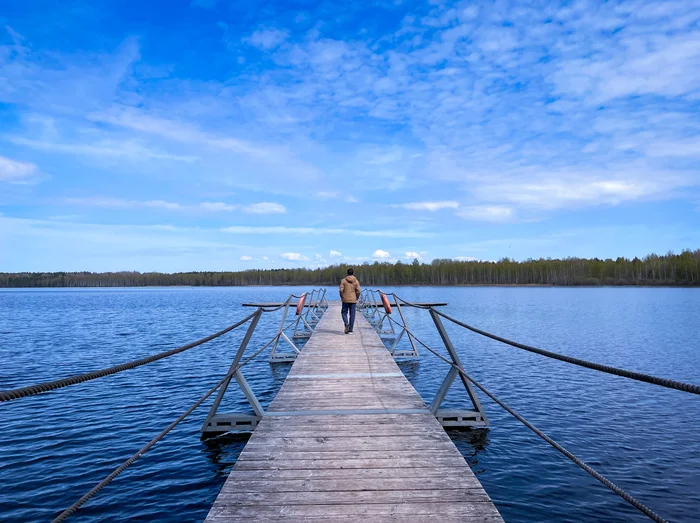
383, 322, 667, 522
434, 309, 700, 395
0, 311, 259, 402
385, 292, 700, 395
52, 332, 273, 522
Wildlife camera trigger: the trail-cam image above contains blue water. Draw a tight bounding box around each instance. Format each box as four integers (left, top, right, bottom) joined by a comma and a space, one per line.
0, 287, 698, 522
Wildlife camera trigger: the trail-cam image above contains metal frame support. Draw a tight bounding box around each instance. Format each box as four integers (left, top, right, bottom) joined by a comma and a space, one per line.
272, 289, 328, 362
428, 309, 489, 429
368, 290, 395, 336
201, 310, 265, 436
389, 300, 419, 359
292, 288, 327, 340
269, 297, 303, 363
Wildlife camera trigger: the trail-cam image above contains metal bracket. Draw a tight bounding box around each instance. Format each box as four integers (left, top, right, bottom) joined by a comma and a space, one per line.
269, 297, 303, 363
362, 291, 417, 360
428, 309, 489, 429
201, 310, 265, 436
388, 300, 419, 359
270, 290, 328, 362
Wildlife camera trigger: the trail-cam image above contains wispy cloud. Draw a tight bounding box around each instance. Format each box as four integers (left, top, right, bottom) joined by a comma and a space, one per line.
241, 202, 287, 214
456, 206, 514, 222
0, 155, 38, 183
246, 28, 289, 50
395, 201, 459, 212
280, 252, 308, 261
8, 137, 200, 163
221, 226, 431, 238
64, 197, 287, 214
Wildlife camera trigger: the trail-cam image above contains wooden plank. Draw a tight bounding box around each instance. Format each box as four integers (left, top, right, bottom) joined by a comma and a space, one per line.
212, 489, 493, 504
207, 502, 501, 518
237, 450, 464, 462
232, 457, 472, 471
217, 477, 484, 492
205, 301, 502, 522
219, 467, 476, 481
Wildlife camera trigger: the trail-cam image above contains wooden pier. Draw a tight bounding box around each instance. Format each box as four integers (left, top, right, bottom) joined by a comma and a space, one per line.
205, 301, 502, 522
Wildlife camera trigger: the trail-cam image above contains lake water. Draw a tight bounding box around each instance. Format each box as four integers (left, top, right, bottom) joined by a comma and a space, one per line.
1, 286, 698, 522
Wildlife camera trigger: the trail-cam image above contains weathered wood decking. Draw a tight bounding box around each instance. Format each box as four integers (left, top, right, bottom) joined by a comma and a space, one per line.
205, 301, 502, 522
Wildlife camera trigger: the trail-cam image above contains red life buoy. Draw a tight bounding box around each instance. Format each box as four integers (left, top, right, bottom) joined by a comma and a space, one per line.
380, 293, 392, 314
296, 293, 306, 315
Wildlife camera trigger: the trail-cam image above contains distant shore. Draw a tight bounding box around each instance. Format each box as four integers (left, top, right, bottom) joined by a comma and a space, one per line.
1, 282, 698, 289
2, 251, 698, 288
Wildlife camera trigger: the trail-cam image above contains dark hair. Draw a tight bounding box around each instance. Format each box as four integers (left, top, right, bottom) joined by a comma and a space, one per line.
347, 268, 354, 275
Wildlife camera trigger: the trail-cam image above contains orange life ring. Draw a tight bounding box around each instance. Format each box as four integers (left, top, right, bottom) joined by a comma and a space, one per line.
380, 293, 392, 314
296, 293, 306, 315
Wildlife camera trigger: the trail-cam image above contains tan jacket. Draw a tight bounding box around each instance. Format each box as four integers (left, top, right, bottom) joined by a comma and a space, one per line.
339, 275, 361, 303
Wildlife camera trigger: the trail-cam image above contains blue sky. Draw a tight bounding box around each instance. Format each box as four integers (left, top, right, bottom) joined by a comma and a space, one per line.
1, 0, 699, 272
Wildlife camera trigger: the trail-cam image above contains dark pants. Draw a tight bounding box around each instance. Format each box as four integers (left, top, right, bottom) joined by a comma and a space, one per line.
341, 302, 357, 332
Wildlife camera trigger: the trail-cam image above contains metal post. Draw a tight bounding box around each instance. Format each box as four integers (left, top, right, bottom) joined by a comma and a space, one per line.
271, 298, 291, 355
428, 309, 489, 428
201, 309, 263, 433
391, 300, 418, 358
270, 295, 304, 362
303, 289, 316, 323
392, 298, 418, 358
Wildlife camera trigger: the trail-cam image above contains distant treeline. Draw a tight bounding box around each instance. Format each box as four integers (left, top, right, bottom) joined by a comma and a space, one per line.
2, 250, 699, 288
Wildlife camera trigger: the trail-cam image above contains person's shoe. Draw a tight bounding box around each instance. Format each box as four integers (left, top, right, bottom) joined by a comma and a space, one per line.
344, 324, 349, 334
348, 330, 353, 333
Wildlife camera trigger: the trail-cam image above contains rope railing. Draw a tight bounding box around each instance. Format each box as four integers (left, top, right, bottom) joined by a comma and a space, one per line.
383, 291, 700, 395
2, 289, 327, 521
52, 309, 273, 522
27, 289, 326, 521
413, 333, 665, 522
360, 289, 699, 523
0, 292, 335, 404
0, 310, 261, 403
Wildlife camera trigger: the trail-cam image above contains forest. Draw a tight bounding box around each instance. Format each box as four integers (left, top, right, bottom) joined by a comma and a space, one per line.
1, 250, 699, 288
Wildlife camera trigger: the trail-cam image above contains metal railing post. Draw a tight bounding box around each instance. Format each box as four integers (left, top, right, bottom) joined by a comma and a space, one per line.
390, 299, 418, 358
428, 308, 489, 427
202, 309, 263, 432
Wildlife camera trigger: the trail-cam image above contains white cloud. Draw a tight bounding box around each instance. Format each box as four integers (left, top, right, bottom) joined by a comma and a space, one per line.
8, 137, 200, 163
221, 226, 430, 238
396, 201, 460, 212
281, 252, 309, 261
372, 249, 391, 260
241, 202, 287, 214
240, 255, 253, 261
316, 191, 359, 203
199, 202, 237, 211
472, 176, 677, 211
454, 256, 478, 262
246, 28, 289, 50
404, 251, 422, 260
63, 197, 289, 214
456, 206, 514, 222
329, 250, 342, 257
0, 155, 38, 183
316, 191, 339, 199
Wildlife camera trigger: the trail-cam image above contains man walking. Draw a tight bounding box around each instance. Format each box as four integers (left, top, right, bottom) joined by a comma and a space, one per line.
339, 268, 361, 334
